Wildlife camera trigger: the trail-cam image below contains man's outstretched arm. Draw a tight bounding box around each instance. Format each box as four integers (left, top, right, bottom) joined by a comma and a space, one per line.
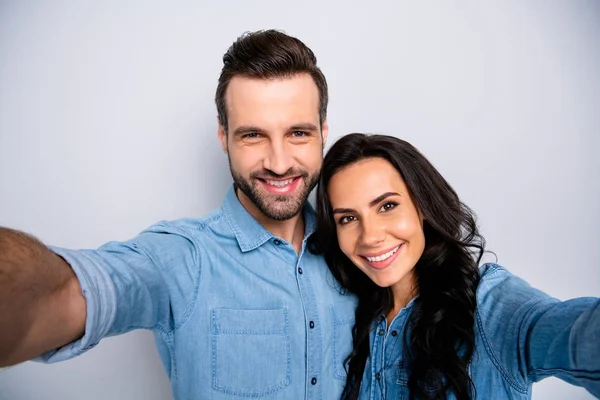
0, 227, 86, 367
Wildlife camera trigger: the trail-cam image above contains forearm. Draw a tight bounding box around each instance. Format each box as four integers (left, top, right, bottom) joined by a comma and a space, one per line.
0, 227, 85, 366
525, 297, 600, 396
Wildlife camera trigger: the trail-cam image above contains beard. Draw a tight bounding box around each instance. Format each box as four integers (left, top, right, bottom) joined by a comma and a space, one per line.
230, 163, 319, 221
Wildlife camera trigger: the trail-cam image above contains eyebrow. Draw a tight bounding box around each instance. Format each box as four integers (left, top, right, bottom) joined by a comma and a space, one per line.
289, 123, 319, 132
232, 123, 320, 137
232, 125, 262, 137
332, 192, 400, 214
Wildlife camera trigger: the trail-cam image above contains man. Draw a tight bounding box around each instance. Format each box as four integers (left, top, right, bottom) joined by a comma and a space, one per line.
0, 30, 356, 399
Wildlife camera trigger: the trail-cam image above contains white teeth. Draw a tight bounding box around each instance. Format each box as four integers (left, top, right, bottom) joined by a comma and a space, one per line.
266, 179, 293, 187
366, 245, 400, 262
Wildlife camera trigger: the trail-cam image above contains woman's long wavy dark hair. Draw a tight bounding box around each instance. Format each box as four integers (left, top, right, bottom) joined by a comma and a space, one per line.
309, 134, 485, 400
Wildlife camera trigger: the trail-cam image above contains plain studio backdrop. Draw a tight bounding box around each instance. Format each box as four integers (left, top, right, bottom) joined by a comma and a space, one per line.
0, 1, 599, 399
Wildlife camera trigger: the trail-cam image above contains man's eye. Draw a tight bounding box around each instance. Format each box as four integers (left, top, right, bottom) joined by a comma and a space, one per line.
243, 133, 262, 139
291, 131, 309, 137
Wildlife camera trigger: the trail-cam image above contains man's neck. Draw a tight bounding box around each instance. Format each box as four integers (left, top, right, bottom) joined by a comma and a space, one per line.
236, 188, 305, 254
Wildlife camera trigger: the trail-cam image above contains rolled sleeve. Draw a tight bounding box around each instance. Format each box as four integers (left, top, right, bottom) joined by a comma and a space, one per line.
34, 247, 117, 362
33, 223, 200, 364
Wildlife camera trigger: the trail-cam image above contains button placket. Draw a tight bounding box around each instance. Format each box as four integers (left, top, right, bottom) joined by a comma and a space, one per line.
294, 254, 322, 400
371, 319, 387, 397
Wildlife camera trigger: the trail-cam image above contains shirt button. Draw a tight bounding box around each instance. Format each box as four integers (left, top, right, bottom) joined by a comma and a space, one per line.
375, 373, 381, 380
309, 321, 315, 329
311, 377, 317, 385
378, 329, 385, 336
273, 239, 282, 245
298, 267, 303, 274
391, 330, 398, 337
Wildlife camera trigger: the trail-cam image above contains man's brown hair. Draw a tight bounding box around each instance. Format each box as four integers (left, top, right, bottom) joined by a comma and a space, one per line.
215, 29, 328, 133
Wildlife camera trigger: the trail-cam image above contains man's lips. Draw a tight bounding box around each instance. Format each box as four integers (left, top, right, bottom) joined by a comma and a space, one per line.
257, 176, 302, 194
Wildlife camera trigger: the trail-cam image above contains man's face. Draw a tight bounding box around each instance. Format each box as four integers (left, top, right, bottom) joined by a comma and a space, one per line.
218, 73, 328, 221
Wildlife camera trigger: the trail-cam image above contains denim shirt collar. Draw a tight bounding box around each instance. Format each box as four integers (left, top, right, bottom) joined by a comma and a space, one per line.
377, 295, 419, 327
222, 185, 318, 253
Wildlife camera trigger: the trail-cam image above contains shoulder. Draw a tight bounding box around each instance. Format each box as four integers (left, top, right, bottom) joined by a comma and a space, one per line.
473, 263, 557, 391
477, 263, 555, 301
476, 263, 557, 316
136, 209, 228, 249
110, 209, 225, 269
143, 209, 223, 237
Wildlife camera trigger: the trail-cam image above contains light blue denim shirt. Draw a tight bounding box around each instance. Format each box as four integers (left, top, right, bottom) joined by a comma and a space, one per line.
38, 187, 357, 400
360, 263, 600, 399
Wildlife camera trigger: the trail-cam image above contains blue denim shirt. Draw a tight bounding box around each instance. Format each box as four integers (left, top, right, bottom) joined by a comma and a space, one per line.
38, 187, 357, 400
360, 263, 600, 399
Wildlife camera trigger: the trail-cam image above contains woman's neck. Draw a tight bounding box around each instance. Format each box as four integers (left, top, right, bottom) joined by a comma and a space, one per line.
387, 271, 418, 327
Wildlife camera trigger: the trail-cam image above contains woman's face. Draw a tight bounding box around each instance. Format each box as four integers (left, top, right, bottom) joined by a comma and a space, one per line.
328, 157, 425, 294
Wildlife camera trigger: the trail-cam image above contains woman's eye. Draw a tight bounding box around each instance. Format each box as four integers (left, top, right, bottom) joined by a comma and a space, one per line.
338, 215, 355, 225
379, 201, 398, 212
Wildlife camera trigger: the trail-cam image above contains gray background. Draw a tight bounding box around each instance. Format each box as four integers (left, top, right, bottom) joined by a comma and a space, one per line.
0, 1, 599, 399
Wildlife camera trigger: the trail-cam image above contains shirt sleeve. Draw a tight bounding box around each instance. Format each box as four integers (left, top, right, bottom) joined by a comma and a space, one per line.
34, 223, 201, 363
477, 264, 600, 397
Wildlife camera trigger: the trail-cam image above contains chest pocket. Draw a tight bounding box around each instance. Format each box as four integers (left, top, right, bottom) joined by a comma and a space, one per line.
330, 301, 356, 380
211, 308, 291, 397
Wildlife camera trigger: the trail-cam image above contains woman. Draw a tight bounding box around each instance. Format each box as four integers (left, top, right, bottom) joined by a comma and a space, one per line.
309, 133, 599, 400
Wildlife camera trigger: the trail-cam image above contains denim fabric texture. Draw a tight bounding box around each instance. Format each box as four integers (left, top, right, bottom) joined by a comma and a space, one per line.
38, 186, 357, 400
359, 263, 600, 399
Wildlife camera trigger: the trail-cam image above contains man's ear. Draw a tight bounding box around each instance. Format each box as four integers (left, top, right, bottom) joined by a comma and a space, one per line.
217, 117, 227, 154
321, 120, 329, 149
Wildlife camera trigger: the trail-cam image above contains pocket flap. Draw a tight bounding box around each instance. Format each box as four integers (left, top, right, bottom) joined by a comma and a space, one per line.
212, 308, 288, 334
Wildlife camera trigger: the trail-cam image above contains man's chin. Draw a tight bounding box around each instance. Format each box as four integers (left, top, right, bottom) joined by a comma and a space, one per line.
259, 195, 304, 221
235, 177, 313, 221
255, 185, 303, 203
260, 200, 304, 221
